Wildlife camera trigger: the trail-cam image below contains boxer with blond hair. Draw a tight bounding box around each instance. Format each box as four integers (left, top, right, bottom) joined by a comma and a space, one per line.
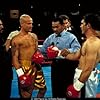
11, 14, 46, 98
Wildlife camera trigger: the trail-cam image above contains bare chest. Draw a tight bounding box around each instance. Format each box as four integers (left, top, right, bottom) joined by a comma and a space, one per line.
81, 42, 86, 56
19, 35, 35, 48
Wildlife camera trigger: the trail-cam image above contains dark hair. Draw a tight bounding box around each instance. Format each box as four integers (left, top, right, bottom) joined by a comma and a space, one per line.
83, 13, 100, 31
59, 14, 72, 24
59, 15, 69, 20
52, 17, 64, 25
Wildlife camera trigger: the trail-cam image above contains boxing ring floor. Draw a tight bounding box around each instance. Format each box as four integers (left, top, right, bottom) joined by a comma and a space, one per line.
10, 64, 100, 98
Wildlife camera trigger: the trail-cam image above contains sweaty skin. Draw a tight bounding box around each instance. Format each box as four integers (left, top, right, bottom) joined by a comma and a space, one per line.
11, 32, 38, 69
11, 14, 46, 98
60, 18, 100, 83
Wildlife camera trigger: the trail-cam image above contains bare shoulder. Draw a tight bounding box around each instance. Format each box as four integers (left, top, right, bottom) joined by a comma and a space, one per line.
29, 32, 38, 39
86, 37, 100, 49
11, 34, 20, 45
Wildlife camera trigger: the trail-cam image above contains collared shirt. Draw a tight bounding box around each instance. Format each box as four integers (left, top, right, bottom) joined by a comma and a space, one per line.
40, 30, 81, 55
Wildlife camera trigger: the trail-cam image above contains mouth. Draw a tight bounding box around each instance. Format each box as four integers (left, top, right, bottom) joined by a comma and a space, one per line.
0, 29, 4, 33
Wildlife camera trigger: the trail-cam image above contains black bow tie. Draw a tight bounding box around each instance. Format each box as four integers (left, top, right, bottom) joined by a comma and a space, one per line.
56, 34, 61, 37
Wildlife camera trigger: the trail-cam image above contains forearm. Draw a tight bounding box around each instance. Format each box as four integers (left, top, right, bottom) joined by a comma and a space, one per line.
61, 48, 80, 60
12, 57, 21, 69
65, 53, 79, 60
78, 70, 92, 83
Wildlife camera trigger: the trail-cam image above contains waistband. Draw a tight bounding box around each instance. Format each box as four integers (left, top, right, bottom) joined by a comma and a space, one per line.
19, 60, 31, 66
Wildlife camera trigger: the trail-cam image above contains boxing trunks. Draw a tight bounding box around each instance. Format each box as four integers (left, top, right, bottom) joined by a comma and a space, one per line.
19, 60, 46, 90
74, 68, 98, 98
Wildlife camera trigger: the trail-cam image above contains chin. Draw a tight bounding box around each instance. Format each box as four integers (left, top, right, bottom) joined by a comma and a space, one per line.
28, 30, 32, 32
0, 30, 4, 33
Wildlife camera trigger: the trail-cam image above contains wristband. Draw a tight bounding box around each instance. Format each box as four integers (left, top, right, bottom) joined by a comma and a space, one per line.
73, 80, 84, 91
16, 68, 24, 77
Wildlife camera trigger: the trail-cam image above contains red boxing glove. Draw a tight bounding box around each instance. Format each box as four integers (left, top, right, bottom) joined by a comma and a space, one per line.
19, 74, 32, 88
16, 68, 32, 88
47, 45, 59, 59
32, 51, 44, 64
66, 84, 80, 98
66, 80, 84, 98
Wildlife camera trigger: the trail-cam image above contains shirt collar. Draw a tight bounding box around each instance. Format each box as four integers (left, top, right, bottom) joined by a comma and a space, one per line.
55, 30, 66, 37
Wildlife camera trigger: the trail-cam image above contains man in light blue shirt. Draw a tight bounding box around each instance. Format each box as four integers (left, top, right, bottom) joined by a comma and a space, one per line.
39, 17, 81, 98
40, 18, 81, 56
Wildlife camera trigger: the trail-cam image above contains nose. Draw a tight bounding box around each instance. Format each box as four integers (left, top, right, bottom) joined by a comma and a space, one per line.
80, 24, 82, 28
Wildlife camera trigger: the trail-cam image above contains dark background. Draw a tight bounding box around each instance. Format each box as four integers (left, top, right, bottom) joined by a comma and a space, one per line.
0, 0, 100, 41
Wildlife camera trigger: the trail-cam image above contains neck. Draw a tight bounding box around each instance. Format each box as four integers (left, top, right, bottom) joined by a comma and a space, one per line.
85, 29, 96, 39
20, 29, 29, 35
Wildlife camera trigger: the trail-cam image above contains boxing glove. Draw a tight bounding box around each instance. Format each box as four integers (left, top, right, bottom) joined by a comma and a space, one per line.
16, 68, 32, 88
32, 51, 44, 64
47, 45, 60, 59
66, 80, 84, 98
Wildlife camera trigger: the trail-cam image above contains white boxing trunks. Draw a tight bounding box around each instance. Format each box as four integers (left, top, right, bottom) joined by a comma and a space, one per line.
74, 68, 98, 98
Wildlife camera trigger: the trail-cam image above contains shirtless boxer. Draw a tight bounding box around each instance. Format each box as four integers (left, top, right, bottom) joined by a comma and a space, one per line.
11, 14, 46, 98
60, 13, 100, 98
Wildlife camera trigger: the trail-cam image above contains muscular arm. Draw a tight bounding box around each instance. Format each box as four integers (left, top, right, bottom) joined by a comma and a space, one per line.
31, 33, 38, 52
35, 34, 38, 51
11, 40, 21, 69
61, 48, 81, 60
79, 42, 98, 83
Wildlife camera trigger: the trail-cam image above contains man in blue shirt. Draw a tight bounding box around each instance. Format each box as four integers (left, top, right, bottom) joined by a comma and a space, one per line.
40, 17, 81, 97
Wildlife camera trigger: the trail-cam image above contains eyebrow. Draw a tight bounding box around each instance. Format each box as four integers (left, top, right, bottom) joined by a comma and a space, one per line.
63, 22, 68, 24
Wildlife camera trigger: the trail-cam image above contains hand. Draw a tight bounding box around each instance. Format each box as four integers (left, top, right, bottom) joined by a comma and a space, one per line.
32, 51, 44, 64
60, 48, 70, 57
16, 68, 32, 88
66, 80, 84, 98
47, 45, 59, 59
66, 84, 80, 98
19, 74, 32, 88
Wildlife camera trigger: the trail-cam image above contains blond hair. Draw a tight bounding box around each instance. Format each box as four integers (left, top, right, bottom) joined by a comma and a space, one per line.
19, 14, 32, 24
